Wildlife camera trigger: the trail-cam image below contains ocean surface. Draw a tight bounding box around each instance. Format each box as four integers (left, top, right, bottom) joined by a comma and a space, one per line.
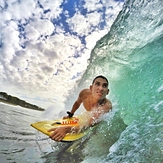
1, 0, 163, 162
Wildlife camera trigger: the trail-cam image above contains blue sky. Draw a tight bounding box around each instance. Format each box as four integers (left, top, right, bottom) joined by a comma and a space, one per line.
0, 0, 124, 108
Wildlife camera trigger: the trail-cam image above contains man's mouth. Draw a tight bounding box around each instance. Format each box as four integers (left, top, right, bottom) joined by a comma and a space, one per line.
97, 92, 103, 96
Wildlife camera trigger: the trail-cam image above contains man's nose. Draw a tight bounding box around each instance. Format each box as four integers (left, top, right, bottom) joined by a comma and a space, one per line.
99, 85, 104, 90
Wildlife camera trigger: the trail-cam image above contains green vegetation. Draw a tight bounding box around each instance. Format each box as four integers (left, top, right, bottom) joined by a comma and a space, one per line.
0, 92, 44, 111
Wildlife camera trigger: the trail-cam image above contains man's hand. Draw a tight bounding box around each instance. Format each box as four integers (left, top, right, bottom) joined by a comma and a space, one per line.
48, 126, 70, 142
62, 115, 69, 119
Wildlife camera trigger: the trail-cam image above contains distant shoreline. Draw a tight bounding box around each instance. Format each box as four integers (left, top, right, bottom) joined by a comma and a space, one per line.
0, 100, 45, 111
0, 92, 45, 111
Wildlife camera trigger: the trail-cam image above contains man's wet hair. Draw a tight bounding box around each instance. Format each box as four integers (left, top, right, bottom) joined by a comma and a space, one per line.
92, 75, 109, 85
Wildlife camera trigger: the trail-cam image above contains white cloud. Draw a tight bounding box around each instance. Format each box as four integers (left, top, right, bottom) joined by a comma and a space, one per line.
0, 21, 20, 60
66, 11, 103, 36
28, 19, 54, 36
0, 10, 12, 22
66, 13, 89, 36
25, 26, 40, 40
38, 0, 63, 18
84, 0, 103, 12
86, 11, 101, 26
0, 0, 123, 108
5, 0, 36, 20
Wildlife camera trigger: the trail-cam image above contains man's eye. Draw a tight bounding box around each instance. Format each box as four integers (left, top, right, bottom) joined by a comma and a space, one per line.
103, 84, 107, 88
95, 82, 100, 85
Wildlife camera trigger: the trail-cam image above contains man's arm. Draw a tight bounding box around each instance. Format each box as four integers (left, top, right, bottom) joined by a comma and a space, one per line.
63, 99, 82, 119
63, 89, 87, 118
70, 100, 82, 114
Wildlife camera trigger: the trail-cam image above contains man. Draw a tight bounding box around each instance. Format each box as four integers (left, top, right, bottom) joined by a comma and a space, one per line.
49, 75, 112, 141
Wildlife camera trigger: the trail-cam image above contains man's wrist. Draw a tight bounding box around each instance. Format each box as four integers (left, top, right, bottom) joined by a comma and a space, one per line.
67, 111, 74, 118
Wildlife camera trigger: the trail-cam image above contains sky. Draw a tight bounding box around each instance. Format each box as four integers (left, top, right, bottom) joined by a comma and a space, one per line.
0, 0, 124, 108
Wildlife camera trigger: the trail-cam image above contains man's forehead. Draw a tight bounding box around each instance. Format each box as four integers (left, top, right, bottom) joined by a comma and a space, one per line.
92, 76, 108, 84
94, 78, 108, 84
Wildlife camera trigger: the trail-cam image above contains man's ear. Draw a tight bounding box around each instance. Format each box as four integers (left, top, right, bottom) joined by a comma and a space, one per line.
90, 85, 92, 91
107, 89, 109, 95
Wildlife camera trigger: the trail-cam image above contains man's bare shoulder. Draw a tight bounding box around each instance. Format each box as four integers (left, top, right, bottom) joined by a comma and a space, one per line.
79, 89, 91, 99
105, 98, 112, 111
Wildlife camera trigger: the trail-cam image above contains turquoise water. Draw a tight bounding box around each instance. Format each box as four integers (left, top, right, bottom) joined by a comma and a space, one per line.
74, 0, 163, 162
1, 0, 163, 162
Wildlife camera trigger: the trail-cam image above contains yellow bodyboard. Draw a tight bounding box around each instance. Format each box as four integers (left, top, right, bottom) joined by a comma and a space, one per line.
31, 117, 88, 142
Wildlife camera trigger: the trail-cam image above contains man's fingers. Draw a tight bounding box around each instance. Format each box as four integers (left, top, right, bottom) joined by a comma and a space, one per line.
48, 128, 56, 132
49, 129, 63, 141
48, 127, 68, 142
50, 132, 64, 141
52, 135, 63, 142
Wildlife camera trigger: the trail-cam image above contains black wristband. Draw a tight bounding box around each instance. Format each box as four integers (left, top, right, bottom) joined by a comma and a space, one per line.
67, 111, 74, 118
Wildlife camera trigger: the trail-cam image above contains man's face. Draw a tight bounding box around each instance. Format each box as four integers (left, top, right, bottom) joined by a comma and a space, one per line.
90, 77, 109, 99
